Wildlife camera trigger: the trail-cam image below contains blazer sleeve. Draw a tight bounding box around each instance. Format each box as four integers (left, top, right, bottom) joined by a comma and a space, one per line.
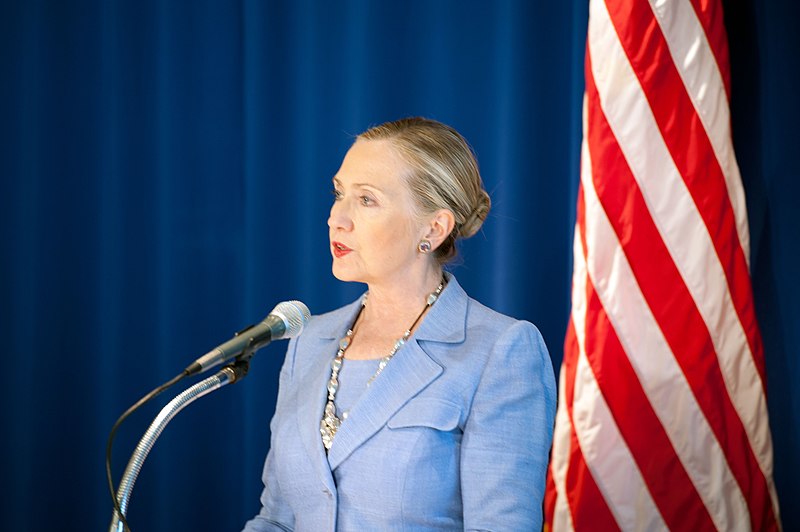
241, 338, 299, 532
460, 320, 557, 531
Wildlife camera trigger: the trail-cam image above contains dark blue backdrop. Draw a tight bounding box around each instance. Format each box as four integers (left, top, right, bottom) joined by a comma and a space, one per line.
0, 1, 796, 530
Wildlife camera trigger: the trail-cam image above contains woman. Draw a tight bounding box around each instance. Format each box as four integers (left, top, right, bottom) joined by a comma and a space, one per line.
242, 117, 556, 531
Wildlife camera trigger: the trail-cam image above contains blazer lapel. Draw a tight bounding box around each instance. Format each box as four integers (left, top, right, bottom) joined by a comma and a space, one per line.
326, 338, 444, 470
295, 335, 339, 491
295, 299, 365, 492
326, 273, 469, 470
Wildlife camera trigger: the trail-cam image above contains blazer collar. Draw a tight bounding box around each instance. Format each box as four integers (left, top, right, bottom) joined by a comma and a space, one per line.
311, 272, 469, 470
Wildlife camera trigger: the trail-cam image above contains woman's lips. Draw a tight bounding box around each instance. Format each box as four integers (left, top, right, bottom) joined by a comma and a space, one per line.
332, 241, 352, 258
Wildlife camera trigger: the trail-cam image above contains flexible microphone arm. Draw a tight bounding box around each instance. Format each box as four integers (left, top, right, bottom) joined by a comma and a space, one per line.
108, 358, 250, 532
106, 299, 310, 530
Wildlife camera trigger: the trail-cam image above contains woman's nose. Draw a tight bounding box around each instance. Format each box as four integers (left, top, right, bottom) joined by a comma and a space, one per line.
328, 199, 353, 231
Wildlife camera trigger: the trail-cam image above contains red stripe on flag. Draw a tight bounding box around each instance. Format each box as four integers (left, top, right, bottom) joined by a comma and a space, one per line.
565, 427, 620, 532
605, 0, 766, 384
562, 316, 620, 532
543, 460, 557, 531
585, 47, 778, 530
689, 0, 732, 99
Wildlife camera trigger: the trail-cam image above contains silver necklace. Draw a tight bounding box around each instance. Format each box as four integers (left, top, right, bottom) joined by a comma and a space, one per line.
320, 279, 445, 452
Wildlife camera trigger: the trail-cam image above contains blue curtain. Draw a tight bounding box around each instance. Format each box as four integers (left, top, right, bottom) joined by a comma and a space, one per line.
0, 1, 796, 530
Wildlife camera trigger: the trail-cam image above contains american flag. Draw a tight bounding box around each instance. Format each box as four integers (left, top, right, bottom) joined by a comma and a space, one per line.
544, 0, 781, 530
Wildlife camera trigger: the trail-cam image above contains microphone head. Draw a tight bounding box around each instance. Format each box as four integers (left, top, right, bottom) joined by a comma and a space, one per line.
269, 300, 311, 339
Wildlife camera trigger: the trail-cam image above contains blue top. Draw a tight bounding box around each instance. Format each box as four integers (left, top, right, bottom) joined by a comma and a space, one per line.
334, 358, 380, 419
242, 273, 557, 531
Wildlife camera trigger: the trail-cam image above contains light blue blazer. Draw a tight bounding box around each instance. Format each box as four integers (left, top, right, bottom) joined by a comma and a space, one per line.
242, 274, 556, 531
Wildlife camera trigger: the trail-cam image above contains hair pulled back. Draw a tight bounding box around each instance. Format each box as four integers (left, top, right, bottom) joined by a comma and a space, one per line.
358, 117, 491, 264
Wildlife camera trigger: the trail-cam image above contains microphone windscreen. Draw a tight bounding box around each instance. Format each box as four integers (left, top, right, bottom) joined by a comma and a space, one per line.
270, 300, 311, 339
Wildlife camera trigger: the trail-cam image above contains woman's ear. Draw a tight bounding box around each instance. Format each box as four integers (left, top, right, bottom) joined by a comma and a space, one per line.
424, 209, 456, 251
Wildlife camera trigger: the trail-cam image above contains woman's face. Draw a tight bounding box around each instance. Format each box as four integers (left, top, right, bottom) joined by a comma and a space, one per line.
328, 139, 428, 287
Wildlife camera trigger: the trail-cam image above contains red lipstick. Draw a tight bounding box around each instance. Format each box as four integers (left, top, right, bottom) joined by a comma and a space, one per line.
332, 241, 352, 258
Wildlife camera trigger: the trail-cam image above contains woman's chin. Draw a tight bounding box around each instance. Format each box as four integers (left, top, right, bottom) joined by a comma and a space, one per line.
331, 264, 359, 283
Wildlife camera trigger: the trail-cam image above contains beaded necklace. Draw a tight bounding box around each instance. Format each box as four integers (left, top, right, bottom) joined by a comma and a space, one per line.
320, 278, 445, 452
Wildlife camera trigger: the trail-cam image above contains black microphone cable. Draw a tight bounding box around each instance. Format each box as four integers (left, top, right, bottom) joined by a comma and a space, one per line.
106, 370, 189, 532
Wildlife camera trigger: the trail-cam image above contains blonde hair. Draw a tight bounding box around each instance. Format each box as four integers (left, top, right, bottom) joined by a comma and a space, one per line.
358, 117, 491, 264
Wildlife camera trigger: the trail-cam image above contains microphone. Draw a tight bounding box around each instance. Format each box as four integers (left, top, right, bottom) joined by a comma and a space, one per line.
185, 300, 311, 376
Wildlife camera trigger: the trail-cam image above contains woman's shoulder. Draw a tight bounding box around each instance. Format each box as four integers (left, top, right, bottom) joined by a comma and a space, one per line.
465, 297, 546, 350
465, 296, 523, 328
457, 285, 540, 333
435, 274, 546, 351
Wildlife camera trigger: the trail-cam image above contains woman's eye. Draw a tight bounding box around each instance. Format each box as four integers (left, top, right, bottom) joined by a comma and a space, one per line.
360, 195, 374, 206
332, 189, 343, 200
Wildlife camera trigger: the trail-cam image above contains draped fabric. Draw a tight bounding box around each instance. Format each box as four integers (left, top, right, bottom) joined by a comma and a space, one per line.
545, 1, 779, 529
0, 1, 797, 531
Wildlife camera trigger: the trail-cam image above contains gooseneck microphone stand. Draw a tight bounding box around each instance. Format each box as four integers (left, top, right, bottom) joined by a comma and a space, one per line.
108, 351, 254, 532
